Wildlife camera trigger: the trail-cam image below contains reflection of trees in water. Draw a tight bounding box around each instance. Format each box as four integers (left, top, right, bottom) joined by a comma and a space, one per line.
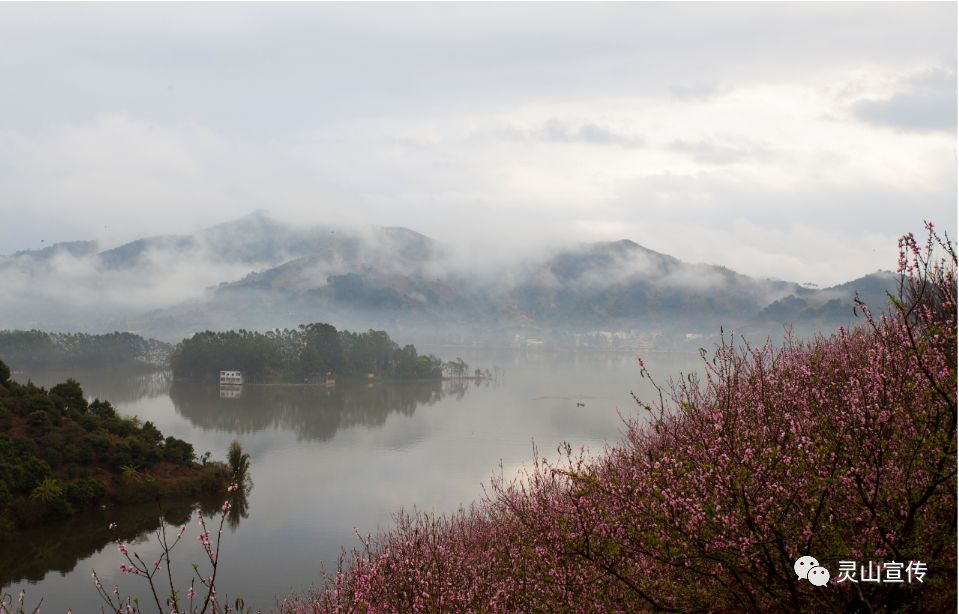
0, 492, 231, 587
12, 368, 172, 406
228, 484, 251, 530
170, 379, 480, 440
444, 377, 495, 400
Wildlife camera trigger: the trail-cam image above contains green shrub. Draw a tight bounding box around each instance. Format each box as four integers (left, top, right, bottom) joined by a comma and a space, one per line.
50, 379, 88, 413
84, 432, 112, 461
139, 420, 163, 446
27, 409, 53, 434
64, 477, 107, 508
88, 398, 117, 419
163, 436, 195, 465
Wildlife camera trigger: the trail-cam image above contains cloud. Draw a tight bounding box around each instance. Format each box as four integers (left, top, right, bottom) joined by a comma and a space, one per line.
0, 241, 256, 333
539, 119, 645, 148
667, 137, 778, 165
668, 82, 720, 101
0, 3, 953, 292
850, 68, 957, 133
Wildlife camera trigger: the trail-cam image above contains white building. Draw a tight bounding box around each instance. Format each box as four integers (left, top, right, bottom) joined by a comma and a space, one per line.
219, 370, 243, 385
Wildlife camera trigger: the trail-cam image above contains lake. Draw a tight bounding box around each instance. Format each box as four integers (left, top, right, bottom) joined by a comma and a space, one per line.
3, 349, 705, 611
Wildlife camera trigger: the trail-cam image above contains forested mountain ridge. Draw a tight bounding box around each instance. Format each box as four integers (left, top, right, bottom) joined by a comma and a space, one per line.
2, 212, 897, 341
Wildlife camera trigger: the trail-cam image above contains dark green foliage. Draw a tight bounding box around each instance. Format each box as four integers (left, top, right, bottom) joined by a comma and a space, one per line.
0, 363, 224, 536
0, 330, 172, 370
50, 378, 88, 413
163, 436, 195, 465
63, 477, 107, 508
299, 323, 344, 378
139, 420, 163, 446
0, 359, 9, 385
170, 323, 443, 382
27, 410, 52, 434
21, 393, 59, 423
89, 398, 117, 419
0, 436, 50, 492
30, 477, 62, 503
227, 440, 251, 486
83, 433, 113, 461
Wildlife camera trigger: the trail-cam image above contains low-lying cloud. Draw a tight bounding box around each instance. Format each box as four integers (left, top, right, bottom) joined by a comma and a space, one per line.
851, 68, 958, 133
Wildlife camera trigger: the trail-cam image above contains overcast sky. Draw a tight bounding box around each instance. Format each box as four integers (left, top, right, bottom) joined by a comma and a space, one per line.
0, 2, 955, 285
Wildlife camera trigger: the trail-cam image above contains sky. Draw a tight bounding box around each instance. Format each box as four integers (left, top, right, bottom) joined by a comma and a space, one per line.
0, 2, 955, 286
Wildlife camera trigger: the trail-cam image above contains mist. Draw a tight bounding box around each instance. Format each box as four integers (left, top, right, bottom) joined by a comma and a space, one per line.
0, 6, 955, 612
0, 211, 901, 349
0, 3, 954, 293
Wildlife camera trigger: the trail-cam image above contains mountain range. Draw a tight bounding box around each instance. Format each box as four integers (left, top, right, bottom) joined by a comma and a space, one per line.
0, 211, 898, 346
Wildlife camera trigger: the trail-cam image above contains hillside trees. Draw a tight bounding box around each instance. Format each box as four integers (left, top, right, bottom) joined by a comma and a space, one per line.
0, 366, 225, 537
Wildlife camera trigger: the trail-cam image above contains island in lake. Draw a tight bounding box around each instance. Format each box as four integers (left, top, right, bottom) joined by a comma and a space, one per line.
0, 358, 230, 541
170, 323, 460, 383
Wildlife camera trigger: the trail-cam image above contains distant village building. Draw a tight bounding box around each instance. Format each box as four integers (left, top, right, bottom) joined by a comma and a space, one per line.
220, 370, 244, 386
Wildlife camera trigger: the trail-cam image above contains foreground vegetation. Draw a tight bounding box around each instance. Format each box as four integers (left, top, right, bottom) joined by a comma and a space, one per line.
0, 365, 230, 541
283, 227, 956, 612
171, 324, 446, 383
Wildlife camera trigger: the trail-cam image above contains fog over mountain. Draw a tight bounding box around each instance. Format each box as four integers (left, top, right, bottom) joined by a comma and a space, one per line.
0, 211, 896, 345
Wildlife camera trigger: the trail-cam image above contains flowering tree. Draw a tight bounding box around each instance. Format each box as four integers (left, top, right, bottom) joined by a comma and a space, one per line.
286, 224, 956, 612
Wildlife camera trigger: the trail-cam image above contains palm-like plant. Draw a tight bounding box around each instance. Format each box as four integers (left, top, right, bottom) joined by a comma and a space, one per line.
31, 478, 62, 503
227, 441, 251, 487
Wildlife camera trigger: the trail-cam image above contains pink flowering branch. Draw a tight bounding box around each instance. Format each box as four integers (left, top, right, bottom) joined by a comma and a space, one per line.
92, 483, 251, 614
283, 225, 956, 612
0, 590, 42, 614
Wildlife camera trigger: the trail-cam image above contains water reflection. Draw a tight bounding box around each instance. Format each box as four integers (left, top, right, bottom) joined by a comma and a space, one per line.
3, 351, 699, 611
11, 367, 172, 405
170, 378, 483, 440
0, 492, 233, 588
227, 484, 251, 530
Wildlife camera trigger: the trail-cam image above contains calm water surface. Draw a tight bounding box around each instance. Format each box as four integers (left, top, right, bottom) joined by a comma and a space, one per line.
3, 350, 704, 611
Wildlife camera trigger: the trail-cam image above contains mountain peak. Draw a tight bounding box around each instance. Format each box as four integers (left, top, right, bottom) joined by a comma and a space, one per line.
588, 239, 677, 263
9, 240, 99, 259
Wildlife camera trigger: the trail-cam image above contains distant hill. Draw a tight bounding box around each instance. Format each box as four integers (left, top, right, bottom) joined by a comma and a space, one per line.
0, 212, 899, 344
758, 271, 899, 323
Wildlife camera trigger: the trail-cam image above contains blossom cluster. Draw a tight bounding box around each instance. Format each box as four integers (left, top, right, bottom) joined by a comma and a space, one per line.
283, 226, 956, 612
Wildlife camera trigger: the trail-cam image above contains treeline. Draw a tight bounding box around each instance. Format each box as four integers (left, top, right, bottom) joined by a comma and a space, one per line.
170, 324, 445, 383
0, 330, 172, 370
0, 358, 229, 540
